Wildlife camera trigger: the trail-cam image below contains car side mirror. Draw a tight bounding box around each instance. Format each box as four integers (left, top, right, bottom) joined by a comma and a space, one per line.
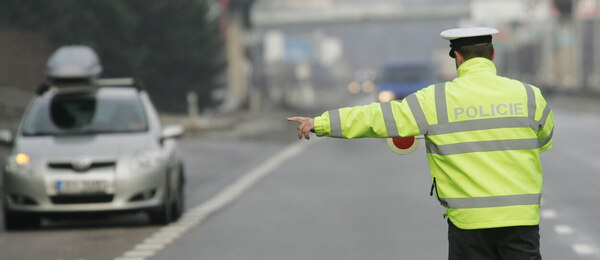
161, 125, 184, 141
0, 129, 14, 146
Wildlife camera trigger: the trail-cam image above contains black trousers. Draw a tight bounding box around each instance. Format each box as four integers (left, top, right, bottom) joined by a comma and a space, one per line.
448, 220, 541, 260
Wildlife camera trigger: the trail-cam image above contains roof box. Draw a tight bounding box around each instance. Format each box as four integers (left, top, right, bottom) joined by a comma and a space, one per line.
46, 45, 103, 80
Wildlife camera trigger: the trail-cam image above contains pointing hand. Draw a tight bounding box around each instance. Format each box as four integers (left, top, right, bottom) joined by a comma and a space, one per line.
287, 117, 314, 140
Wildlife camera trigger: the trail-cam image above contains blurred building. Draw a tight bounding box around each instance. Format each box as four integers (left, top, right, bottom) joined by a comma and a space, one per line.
230, 0, 600, 111
250, 0, 468, 107
464, 0, 600, 95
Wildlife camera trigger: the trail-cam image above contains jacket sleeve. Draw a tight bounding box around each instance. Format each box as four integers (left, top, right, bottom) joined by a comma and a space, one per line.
537, 108, 553, 152
313, 96, 424, 139
533, 88, 553, 152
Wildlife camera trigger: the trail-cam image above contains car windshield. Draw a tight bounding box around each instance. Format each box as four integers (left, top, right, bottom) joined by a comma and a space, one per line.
379, 65, 432, 84
22, 93, 148, 136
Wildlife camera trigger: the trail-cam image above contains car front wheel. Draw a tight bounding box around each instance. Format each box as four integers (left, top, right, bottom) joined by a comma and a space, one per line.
172, 166, 185, 221
148, 166, 184, 225
148, 183, 173, 225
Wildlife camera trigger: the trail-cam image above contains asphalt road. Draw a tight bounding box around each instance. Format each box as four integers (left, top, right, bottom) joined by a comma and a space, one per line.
146, 95, 600, 260
1, 92, 600, 260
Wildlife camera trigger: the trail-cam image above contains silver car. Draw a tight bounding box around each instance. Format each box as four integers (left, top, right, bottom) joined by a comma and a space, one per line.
0, 79, 185, 230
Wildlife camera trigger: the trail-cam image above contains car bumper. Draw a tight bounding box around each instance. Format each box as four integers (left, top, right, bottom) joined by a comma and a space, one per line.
2, 168, 166, 214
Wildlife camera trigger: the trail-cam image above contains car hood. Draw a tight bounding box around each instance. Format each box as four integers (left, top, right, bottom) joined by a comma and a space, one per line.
14, 134, 156, 160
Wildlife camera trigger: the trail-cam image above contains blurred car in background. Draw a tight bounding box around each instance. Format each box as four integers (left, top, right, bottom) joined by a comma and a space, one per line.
375, 59, 436, 102
0, 46, 185, 230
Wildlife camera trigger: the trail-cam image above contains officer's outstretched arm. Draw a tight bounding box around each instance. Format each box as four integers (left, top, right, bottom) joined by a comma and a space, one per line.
287, 103, 388, 140
314, 103, 390, 138
288, 98, 423, 140
310, 101, 421, 139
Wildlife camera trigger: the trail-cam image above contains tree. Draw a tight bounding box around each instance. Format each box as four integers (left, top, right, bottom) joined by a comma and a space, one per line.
0, 0, 225, 113
128, 0, 226, 112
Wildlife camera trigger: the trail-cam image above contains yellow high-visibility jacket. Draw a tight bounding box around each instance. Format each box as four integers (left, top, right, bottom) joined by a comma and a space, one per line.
314, 57, 554, 229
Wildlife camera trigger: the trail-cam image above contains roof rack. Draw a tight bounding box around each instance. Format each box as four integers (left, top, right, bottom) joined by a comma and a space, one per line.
36, 77, 143, 96
94, 78, 134, 86
36, 80, 94, 96
94, 78, 144, 91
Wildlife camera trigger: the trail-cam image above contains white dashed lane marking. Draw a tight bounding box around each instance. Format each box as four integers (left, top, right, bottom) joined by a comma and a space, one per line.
541, 209, 556, 219
554, 224, 574, 235
544, 209, 599, 257
572, 243, 596, 256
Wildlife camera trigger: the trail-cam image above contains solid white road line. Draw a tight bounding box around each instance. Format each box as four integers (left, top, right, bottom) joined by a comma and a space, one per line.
135, 244, 165, 250
123, 250, 156, 257
115, 140, 314, 260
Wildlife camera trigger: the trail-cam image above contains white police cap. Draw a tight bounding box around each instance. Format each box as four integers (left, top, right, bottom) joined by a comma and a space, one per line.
440, 27, 499, 58
440, 27, 499, 41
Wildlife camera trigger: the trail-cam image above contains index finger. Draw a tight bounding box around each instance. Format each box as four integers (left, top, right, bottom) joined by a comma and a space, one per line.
287, 117, 301, 122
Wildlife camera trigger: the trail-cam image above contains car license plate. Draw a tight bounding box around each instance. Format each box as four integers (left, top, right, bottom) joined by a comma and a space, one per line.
55, 180, 107, 194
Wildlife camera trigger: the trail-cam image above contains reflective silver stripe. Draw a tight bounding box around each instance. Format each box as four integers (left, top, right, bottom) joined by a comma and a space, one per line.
539, 128, 553, 147
522, 82, 536, 127
380, 102, 399, 137
328, 109, 343, 138
439, 193, 541, 209
406, 94, 428, 134
435, 83, 448, 124
537, 104, 551, 130
426, 138, 540, 155
427, 117, 531, 135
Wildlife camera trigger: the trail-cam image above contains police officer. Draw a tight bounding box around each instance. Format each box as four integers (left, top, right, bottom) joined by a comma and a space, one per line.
287, 27, 554, 259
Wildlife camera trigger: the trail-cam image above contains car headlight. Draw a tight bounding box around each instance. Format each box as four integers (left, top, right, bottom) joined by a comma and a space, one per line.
347, 81, 361, 94
5, 153, 33, 175
361, 81, 375, 93
130, 150, 162, 173
378, 91, 396, 102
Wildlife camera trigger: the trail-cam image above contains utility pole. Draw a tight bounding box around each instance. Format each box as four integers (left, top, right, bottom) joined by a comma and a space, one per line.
220, 0, 255, 111
592, 0, 600, 91
553, 0, 578, 90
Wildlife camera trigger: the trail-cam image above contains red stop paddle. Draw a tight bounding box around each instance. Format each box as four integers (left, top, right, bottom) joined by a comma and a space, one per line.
387, 136, 420, 154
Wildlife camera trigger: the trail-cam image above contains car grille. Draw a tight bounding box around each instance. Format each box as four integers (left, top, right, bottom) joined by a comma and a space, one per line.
50, 194, 114, 204
48, 161, 116, 172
